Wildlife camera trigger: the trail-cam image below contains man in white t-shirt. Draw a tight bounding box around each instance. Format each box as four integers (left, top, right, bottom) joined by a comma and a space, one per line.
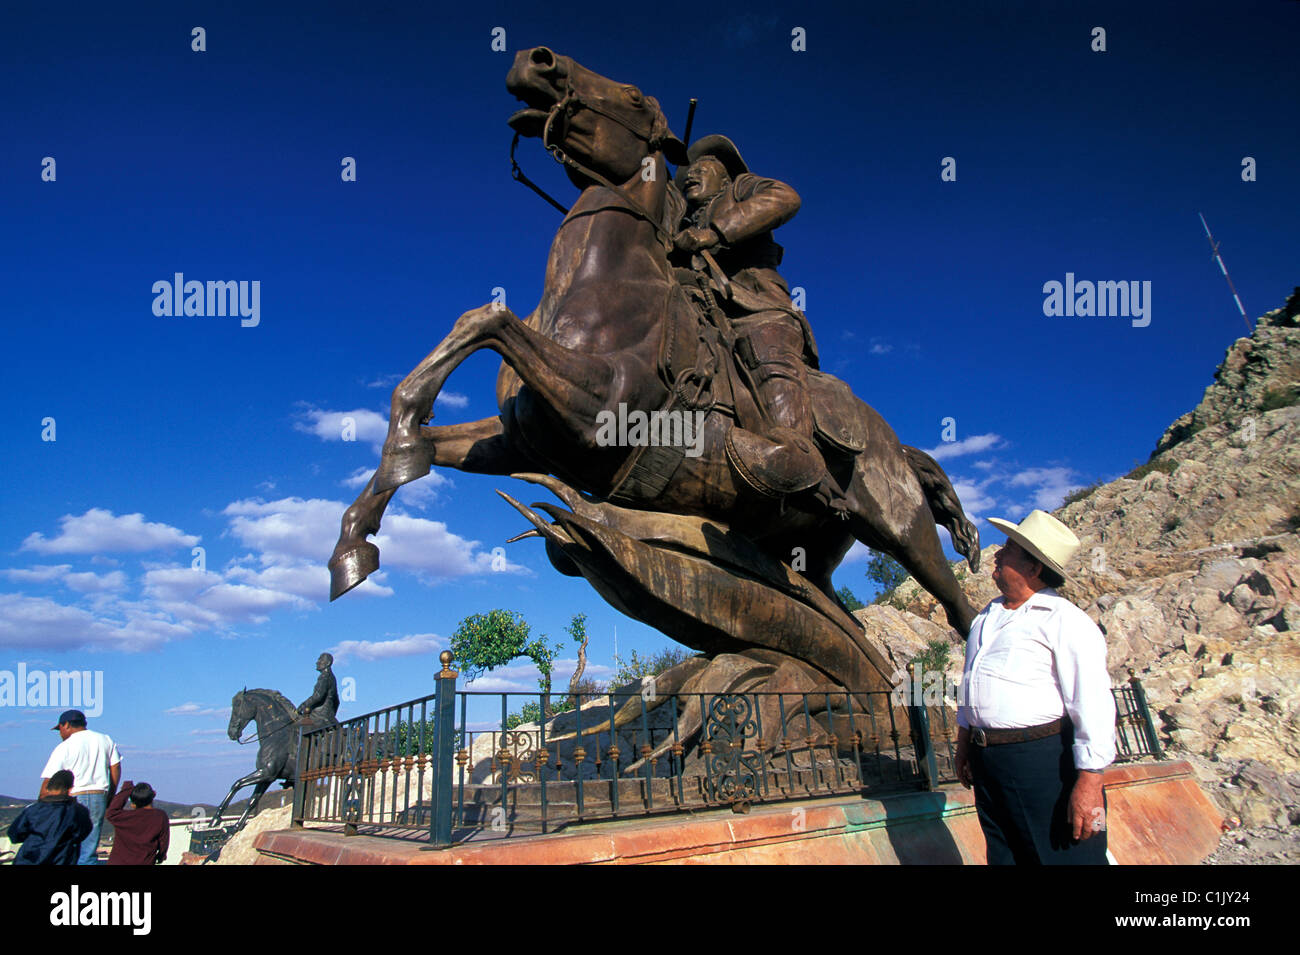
954, 510, 1115, 864
40, 709, 121, 865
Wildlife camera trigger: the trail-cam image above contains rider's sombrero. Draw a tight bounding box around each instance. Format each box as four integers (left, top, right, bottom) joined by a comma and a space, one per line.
987, 510, 1079, 582
674, 134, 749, 188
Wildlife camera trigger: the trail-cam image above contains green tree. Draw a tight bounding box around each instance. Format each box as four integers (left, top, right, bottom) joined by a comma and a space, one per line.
865, 551, 908, 602
836, 586, 865, 611
565, 613, 591, 706
450, 609, 559, 712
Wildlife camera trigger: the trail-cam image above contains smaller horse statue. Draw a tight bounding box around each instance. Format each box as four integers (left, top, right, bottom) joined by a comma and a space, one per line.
209, 688, 309, 829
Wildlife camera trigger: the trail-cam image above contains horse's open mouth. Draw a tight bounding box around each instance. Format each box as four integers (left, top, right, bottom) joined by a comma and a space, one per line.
508, 107, 549, 137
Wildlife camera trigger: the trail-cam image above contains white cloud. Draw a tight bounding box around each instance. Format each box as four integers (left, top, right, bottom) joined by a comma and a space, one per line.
462, 673, 539, 693
2, 564, 71, 584
841, 541, 869, 564
343, 467, 450, 511
222, 494, 521, 588
141, 565, 310, 628
222, 497, 342, 564
436, 391, 469, 409
923, 433, 1004, 462
330, 632, 444, 663
951, 479, 998, 521
0, 483, 523, 655
461, 658, 614, 694
294, 407, 389, 447
1008, 466, 1079, 511
374, 513, 528, 579
6, 564, 131, 594
0, 594, 185, 652
342, 467, 374, 489
21, 508, 199, 555
64, 570, 128, 593
166, 702, 229, 717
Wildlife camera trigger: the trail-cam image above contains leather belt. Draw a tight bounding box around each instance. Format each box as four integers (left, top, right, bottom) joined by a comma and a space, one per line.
73, 789, 108, 796
969, 718, 1063, 747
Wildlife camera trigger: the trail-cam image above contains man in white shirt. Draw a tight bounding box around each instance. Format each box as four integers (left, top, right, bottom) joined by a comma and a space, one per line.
40, 709, 121, 865
954, 510, 1115, 864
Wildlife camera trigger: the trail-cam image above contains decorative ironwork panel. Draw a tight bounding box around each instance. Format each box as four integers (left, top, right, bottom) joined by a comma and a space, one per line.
703, 694, 762, 806
492, 730, 540, 783
341, 724, 369, 824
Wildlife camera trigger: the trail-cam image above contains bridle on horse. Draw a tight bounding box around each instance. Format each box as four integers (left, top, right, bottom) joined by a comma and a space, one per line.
232, 690, 299, 746
510, 71, 680, 252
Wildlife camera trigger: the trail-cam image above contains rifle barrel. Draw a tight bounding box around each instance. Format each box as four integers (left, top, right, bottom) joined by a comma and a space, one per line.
683, 98, 698, 148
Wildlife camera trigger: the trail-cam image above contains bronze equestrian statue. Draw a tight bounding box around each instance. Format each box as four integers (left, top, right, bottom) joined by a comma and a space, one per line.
211, 657, 340, 828
328, 48, 979, 703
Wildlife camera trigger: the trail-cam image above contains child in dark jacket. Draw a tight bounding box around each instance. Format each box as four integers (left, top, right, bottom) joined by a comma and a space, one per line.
7, 770, 93, 865
105, 780, 170, 865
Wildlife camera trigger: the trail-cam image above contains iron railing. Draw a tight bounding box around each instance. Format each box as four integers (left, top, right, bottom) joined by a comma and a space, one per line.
291, 657, 1164, 846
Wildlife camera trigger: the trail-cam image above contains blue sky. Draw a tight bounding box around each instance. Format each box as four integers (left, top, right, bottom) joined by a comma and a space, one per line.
2, 0, 1296, 803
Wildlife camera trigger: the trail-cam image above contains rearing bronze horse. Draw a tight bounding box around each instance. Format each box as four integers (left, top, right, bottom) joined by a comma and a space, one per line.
330, 48, 979, 652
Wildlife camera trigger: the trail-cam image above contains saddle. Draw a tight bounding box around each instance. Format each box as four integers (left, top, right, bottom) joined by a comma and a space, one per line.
659, 274, 868, 455
607, 274, 868, 505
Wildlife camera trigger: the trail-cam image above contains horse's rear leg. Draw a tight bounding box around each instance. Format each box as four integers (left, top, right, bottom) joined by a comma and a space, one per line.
330, 416, 533, 600
234, 779, 273, 829
210, 767, 264, 827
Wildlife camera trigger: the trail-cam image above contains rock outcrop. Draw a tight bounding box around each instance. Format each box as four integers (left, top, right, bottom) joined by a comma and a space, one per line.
884, 289, 1300, 833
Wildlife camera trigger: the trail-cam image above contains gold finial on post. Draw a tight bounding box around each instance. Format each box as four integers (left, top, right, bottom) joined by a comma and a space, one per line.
437, 650, 458, 680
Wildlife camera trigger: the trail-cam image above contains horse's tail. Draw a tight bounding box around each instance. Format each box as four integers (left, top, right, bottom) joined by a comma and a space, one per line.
902, 445, 981, 571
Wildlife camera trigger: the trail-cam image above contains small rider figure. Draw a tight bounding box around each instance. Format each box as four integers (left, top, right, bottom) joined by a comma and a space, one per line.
297, 652, 340, 727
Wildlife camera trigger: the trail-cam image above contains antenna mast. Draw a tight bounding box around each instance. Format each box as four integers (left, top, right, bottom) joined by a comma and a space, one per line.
1198, 213, 1252, 334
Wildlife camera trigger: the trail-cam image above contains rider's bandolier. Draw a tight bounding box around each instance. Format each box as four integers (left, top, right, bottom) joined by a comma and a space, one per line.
672, 135, 837, 509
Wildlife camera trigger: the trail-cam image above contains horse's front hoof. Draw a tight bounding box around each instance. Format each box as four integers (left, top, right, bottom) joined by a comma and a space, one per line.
329, 542, 380, 601
372, 442, 432, 493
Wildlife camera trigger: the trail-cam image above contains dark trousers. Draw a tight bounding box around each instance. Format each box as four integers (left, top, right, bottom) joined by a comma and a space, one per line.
969, 731, 1108, 865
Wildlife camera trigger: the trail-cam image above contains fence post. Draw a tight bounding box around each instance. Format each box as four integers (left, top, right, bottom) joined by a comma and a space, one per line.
906, 662, 940, 791
1129, 674, 1164, 759
430, 650, 459, 847
291, 726, 306, 829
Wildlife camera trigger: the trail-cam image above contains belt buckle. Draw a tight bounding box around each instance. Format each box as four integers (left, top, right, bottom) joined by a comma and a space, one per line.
971, 727, 987, 747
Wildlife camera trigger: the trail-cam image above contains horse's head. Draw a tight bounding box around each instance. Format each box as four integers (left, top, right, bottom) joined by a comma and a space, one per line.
228, 688, 251, 741
507, 47, 687, 187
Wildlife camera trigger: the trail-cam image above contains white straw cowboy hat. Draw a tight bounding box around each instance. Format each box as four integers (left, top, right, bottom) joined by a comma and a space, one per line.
988, 510, 1080, 582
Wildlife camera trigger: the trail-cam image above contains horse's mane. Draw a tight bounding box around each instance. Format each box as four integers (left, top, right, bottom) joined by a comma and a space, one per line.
240, 688, 297, 719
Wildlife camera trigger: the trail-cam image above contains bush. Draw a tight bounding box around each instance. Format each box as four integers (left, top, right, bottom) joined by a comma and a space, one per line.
1061, 481, 1102, 507
1260, 385, 1299, 412
504, 698, 575, 730
913, 638, 952, 675
836, 586, 866, 611
568, 675, 609, 697
1124, 457, 1178, 482
611, 646, 695, 688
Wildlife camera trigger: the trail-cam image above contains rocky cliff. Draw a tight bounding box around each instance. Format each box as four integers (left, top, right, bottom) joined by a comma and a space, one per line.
866, 287, 1300, 840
